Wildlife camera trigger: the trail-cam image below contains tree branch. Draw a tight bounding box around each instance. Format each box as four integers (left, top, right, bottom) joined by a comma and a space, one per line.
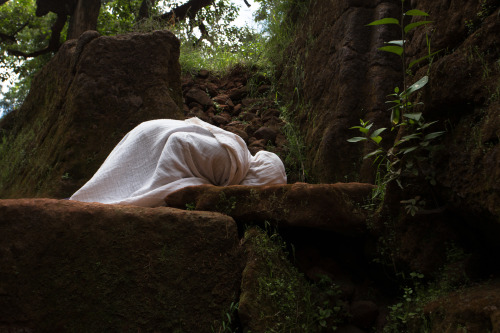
0, 32, 16, 43
243, 0, 251, 7
1, 21, 30, 45
159, 0, 215, 22
7, 13, 66, 58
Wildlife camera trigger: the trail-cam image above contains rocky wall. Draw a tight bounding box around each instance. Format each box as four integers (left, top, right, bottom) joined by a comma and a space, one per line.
280, 0, 499, 225
278, 0, 403, 184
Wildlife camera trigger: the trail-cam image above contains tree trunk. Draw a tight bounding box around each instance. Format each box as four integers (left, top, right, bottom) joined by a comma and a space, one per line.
137, 0, 159, 21
67, 0, 101, 40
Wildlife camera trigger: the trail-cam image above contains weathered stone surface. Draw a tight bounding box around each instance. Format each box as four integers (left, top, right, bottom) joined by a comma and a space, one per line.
0, 199, 243, 332
278, 0, 500, 290
0, 30, 183, 199
280, 1, 500, 223
408, 1, 500, 227
421, 280, 500, 333
164, 183, 375, 234
279, 0, 402, 183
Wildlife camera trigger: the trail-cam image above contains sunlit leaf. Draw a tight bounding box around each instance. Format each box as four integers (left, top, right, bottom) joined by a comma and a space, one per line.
405, 9, 430, 17
367, 18, 400, 26
370, 136, 383, 144
379, 45, 403, 56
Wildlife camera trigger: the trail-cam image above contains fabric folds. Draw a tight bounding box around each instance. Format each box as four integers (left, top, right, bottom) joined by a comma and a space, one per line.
70, 118, 287, 207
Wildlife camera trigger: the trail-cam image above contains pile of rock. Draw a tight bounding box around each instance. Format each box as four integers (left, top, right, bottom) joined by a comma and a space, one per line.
180, 67, 288, 157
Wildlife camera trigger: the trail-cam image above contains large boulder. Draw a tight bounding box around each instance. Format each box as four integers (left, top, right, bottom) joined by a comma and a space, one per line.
420, 280, 500, 332
164, 182, 375, 234
0, 199, 243, 332
0, 30, 183, 199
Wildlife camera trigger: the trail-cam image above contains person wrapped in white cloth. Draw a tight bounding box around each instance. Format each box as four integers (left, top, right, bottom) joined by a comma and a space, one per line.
70, 117, 287, 207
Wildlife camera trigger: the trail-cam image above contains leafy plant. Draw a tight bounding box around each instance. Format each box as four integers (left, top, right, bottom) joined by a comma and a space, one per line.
216, 191, 237, 215
348, 1, 444, 204
280, 104, 308, 182
185, 202, 196, 211
384, 272, 426, 332
212, 301, 240, 333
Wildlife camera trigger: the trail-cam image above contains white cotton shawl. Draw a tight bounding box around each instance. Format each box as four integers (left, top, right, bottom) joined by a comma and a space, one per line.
70, 118, 287, 207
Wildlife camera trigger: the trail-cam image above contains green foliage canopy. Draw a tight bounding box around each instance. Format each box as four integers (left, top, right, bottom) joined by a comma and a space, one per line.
0, 0, 261, 114
0, 0, 57, 111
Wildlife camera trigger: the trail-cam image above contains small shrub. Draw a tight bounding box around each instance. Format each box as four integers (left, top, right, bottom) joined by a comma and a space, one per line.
348, 1, 444, 208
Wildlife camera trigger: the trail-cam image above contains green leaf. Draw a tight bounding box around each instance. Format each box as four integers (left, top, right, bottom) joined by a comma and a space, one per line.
397, 135, 420, 146
403, 76, 429, 97
367, 18, 400, 26
418, 120, 438, 130
420, 141, 430, 147
391, 108, 401, 124
404, 113, 422, 121
400, 146, 418, 154
371, 136, 383, 144
404, 20, 433, 33
423, 131, 445, 140
400, 133, 421, 141
379, 45, 403, 56
409, 50, 442, 69
347, 137, 367, 142
405, 9, 430, 16
371, 127, 387, 137
363, 148, 384, 159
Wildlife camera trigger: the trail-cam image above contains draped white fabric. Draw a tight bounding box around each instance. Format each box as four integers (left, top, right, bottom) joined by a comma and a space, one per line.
70, 118, 287, 207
